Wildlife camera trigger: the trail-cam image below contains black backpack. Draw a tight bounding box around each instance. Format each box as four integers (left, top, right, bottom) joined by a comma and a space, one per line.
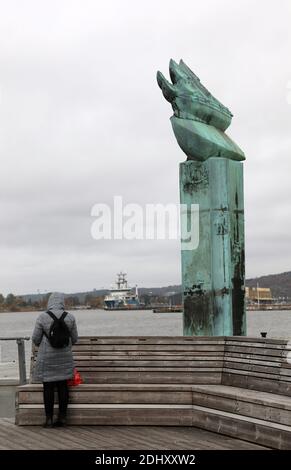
45, 311, 71, 348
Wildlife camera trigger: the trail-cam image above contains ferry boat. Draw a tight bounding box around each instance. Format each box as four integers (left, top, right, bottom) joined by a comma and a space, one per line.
104, 272, 144, 310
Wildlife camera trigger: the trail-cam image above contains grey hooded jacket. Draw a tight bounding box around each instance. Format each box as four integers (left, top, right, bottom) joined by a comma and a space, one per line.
32, 292, 78, 383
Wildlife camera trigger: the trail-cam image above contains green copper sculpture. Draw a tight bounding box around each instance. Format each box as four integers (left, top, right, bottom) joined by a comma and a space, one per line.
157, 59, 245, 162
157, 59, 246, 336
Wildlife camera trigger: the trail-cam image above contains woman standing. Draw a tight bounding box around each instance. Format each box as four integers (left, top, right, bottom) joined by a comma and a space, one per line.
32, 292, 78, 428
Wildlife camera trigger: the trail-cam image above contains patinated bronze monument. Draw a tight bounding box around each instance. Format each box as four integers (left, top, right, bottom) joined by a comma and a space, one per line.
157, 59, 246, 336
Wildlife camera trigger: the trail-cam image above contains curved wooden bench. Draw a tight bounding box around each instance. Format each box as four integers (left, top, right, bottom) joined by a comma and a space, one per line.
190, 338, 291, 449
16, 336, 291, 449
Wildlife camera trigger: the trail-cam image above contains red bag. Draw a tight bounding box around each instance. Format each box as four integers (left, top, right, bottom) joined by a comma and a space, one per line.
67, 368, 83, 386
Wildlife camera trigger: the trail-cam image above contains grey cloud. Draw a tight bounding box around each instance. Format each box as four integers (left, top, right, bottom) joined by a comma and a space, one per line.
0, 0, 290, 294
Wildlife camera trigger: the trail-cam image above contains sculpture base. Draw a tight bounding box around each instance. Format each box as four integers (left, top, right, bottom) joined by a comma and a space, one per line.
180, 158, 246, 336
171, 116, 245, 162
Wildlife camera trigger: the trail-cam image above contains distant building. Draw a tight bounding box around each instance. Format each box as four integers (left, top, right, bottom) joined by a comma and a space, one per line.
245, 287, 273, 304
164, 291, 178, 297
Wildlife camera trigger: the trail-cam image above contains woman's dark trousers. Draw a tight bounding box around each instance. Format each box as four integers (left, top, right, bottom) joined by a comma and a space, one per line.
43, 380, 69, 419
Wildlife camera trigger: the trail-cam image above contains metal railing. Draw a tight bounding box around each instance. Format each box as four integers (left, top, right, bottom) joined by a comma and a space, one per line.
0, 337, 30, 385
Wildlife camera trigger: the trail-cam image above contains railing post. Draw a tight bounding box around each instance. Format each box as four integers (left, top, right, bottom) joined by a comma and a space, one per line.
16, 339, 27, 385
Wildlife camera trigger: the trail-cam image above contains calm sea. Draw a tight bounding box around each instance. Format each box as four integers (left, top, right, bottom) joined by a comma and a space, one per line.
1, 309, 291, 379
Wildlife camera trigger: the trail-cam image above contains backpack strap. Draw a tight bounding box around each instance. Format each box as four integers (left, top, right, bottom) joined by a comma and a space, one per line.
46, 310, 58, 321
46, 310, 68, 321
60, 311, 68, 321
42, 311, 55, 340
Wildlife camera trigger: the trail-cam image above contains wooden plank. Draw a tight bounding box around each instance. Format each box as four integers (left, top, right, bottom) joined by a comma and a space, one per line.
73, 342, 226, 347
71, 351, 225, 357
224, 352, 282, 363
225, 345, 284, 357
76, 366, 223, 372
74, 354, 224, 360
18, 390, 193, 405
245, 377, 281, 394
79, 371, 222, 384
73, 358, 224, 365
74, 360, 224, 368
71, 344, 226, 351
225, 340, 287, 350
75, 336, 226, 343
226, 337, 288, 346
223, 361, 280, 375
222, 367, 280, 380
222, 356, 281, 367
16, 407, 194, 426
18, 383, 194, 392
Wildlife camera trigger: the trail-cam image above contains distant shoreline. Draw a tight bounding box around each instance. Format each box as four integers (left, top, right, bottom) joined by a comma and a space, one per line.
0, 309, 41, 314
247, 304, 291, 311
1, 306, 291, 314
0, 307, 104, 314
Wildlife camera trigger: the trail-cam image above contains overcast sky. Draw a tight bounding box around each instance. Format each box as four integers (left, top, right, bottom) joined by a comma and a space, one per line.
0, 0, 290, 296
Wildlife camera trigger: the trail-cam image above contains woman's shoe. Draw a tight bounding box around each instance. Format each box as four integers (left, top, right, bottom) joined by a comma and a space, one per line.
43, 416, 53, 428
53, 414, 67, 427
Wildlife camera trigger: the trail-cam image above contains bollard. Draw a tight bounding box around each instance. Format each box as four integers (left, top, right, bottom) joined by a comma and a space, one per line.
16, 339, 27, 385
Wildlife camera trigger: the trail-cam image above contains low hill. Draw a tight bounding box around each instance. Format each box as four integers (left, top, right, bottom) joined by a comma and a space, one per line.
20, 271, 291, 304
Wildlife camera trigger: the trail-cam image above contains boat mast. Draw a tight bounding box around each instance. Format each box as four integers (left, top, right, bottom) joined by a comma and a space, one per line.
117, 271, 127, 289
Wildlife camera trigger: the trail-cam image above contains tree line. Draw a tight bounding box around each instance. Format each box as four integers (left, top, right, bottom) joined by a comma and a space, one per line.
0, 293, 105, 312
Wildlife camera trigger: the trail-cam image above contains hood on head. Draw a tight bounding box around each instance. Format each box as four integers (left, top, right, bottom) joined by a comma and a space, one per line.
47, 292, 65, 312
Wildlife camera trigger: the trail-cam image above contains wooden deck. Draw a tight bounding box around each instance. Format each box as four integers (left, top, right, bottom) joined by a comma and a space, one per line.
0, 418, 267, 450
